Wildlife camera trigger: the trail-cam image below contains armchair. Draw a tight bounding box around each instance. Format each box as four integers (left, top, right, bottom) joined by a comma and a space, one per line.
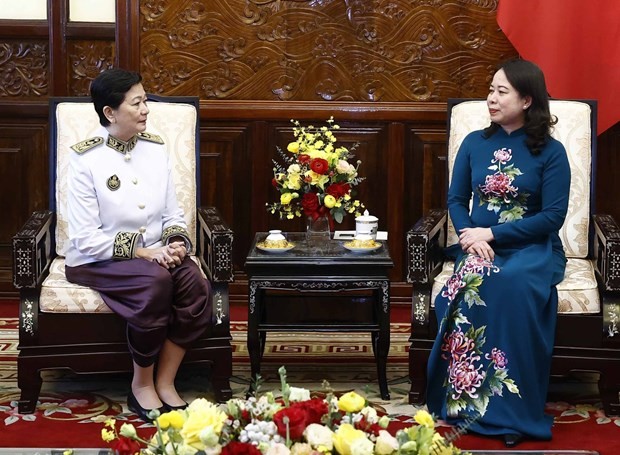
406, 99, 620, 416
12, 96, 234, 414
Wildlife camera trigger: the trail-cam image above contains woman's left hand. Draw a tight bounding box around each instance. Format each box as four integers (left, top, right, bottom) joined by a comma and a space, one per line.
458, 227, 494, 251
167, 241, 187, 262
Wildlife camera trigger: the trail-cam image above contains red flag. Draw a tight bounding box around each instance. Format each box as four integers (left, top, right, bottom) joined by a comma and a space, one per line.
497, 0, 620, 135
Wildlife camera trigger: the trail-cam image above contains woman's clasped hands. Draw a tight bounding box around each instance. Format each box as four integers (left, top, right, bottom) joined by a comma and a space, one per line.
138, 241, 187, 269
459, 227, 495, 261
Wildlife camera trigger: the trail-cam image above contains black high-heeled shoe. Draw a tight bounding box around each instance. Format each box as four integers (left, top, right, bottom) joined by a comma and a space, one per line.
161, 400, 189, 412
127, 391, 166, 423
503, 433, 523, 447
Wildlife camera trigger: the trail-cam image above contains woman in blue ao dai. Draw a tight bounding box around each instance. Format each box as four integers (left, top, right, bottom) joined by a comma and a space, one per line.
426, 59, 571, 447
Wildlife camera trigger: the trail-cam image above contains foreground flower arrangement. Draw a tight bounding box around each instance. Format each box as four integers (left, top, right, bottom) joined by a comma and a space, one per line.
102, 367, 469, 455
266, 117, 366, 225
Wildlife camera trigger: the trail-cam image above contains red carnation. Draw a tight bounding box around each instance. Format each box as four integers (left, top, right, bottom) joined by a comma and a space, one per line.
326, 182, 350, 199
301, 192, 320, 218
222, 441, 262, 455
310, 158, 329, 175
273, 406, 308, 440
298, 154, 311, 164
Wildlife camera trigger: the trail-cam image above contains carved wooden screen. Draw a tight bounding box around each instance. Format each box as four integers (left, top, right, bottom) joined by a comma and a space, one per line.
138, 0, 517, 101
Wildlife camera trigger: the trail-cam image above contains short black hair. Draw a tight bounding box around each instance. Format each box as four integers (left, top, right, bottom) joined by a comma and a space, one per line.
90, 68, 142, 127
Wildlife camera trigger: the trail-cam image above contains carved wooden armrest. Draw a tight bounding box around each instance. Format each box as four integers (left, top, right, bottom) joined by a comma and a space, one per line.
406, 209, 448, 284
197, 207, 234, 328
12, 210, 55, 289
593, 214, 620, 292
593, 214, 620, 339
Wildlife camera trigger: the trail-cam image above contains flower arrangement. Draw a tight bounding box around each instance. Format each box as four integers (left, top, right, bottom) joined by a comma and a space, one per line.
102, 367, 469, 455
266, 117, 366, 225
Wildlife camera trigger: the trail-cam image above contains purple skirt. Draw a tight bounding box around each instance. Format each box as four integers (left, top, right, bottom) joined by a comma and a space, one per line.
66, 257, 211, 367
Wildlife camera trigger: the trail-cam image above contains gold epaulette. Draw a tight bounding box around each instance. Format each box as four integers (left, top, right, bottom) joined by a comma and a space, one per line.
71, 137, 103, 154
137, 132, 164, 144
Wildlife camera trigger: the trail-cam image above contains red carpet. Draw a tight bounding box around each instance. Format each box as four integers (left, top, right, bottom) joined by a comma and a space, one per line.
1, 300, 619, 453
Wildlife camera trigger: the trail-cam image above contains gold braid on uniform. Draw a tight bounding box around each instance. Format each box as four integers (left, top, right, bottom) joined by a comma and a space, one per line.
113, 231, 142, 260
162, 225, 192, 253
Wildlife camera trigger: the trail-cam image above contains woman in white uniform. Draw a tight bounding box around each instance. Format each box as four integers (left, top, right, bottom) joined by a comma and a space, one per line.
65, 68, 211, 422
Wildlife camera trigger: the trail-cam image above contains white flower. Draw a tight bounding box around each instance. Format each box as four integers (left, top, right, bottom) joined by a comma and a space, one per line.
287, 164, 301, 174
289, 386, 311, 402
350, 436, 374, 455
360, 406, 378, 424
374, 430, 399, 455
303, 423, 334, 450
336, 159, 355, 175
265, 443, 291, 455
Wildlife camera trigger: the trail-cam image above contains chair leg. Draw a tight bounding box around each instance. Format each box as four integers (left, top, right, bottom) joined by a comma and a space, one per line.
599, 371, 620, 417
408, 347, 429, 405
211, 374, 232, 402
17, 359, 43, 414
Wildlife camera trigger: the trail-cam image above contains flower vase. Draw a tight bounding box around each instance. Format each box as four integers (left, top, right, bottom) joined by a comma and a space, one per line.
306, 215, 331, 248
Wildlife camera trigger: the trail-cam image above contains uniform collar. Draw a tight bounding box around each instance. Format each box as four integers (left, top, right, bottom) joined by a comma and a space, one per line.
106, 134, 138, 155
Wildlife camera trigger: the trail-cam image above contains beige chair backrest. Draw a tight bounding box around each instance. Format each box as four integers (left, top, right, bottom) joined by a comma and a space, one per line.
54, 100, 198, 256
446, 100, 592, 258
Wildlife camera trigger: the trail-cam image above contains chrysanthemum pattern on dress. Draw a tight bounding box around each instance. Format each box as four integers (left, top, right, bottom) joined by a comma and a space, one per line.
477, 147, 529, 223
439, 254, 520, 418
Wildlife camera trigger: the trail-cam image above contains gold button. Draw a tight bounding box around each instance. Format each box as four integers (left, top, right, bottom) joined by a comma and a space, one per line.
138, 203, 145, 209
139, 226, 146, 234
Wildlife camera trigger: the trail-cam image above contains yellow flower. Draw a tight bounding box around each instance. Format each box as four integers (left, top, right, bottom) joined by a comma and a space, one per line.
180, 399, 228, 450
281, 192, 298, 205
337, 391, 365, 413
413, 409, 435, 429
285, 174, 302, 190
324, 195, 336, 208
287, 142, 300, 153
101, 428, 115, 443
157, 410, 185, 430
333, 424, 367, 455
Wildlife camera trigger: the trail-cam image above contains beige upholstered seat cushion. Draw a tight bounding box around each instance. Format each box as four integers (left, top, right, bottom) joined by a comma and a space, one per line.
432, 258, 599, 315
42, 100, 198, 314
439, 100, 598, 314
41, 256, 205, 313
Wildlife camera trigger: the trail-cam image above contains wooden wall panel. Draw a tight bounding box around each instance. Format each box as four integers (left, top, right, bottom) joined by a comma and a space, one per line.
67, 40, 115, 96
0, 40, 48, 98
138, 0, 516, 101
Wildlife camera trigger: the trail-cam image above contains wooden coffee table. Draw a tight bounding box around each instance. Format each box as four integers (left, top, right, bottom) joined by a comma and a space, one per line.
245, 232, 394, 399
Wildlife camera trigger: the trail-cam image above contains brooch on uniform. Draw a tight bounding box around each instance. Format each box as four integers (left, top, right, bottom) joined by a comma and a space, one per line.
107, 175, 121, 191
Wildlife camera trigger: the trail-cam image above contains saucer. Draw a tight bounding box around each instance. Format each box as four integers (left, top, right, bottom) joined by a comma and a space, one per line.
343, 242, 382, 253
256, 242, 295, 253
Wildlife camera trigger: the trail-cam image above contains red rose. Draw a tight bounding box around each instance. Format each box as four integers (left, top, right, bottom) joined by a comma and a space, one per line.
301, 192, 320, 218
310, 158, 329, 175
272, 177, 279, 188
222, 441, 262, 455
326, 182, 350, 199
298, 154, 311, 164
297, 398, 329, 424
273, 406, 308, 440
111, 437, 142, 455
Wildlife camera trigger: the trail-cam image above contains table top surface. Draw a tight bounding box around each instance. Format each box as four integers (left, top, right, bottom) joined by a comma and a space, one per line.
245, 232, 393, 267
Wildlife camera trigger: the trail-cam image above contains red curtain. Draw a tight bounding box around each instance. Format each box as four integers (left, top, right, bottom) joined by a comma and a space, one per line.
497, 0, 620, 135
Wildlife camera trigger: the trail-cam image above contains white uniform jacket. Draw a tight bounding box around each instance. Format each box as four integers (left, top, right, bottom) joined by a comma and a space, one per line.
65, 126, 191, 267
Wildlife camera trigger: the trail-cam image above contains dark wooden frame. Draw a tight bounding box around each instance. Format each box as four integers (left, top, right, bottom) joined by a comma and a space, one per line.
12, 96, 234, 413
406, 99, 620, 417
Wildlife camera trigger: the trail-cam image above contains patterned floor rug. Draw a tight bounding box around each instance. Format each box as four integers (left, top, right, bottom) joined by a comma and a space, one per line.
1, 316, 619, 453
